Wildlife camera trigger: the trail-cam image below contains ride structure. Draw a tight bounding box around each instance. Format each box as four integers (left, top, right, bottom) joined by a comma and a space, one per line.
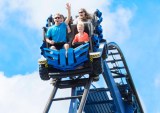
38, 9, 144, 113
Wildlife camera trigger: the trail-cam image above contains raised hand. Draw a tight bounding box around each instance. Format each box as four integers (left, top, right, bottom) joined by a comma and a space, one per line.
66, 3, 71, 10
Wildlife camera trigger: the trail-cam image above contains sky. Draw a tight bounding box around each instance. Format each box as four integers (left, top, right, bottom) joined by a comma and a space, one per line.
0, 0, 160, 113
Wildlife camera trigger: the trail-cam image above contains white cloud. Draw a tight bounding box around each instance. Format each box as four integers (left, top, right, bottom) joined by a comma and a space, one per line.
1, 0, 108, 29
104, 6, 133, 43
0, 0, 133, 43
24, 0, 109, 30
0, 72, 112, 113
0, 71, 71, 113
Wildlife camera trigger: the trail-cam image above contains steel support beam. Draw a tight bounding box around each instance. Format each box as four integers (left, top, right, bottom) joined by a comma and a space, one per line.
43, 84, 58, 113
68, 87, 78, 113
77, 77, 93, 113
102, 61, 125, 113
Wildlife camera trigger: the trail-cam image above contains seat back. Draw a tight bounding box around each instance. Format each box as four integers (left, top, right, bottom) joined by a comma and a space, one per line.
71, 22, 93, 37
70, 22, 94, 51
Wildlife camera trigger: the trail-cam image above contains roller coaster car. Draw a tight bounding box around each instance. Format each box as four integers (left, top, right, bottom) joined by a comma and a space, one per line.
38, 9, 107, 81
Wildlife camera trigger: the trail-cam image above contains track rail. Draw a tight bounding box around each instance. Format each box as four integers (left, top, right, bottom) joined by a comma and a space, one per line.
107, 42, 144, 113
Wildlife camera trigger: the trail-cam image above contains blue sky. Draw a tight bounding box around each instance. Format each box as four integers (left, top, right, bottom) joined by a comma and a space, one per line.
0, 0, 160, 113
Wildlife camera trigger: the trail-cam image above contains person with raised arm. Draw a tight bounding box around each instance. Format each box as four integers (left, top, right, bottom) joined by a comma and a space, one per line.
45, 3, 71, 50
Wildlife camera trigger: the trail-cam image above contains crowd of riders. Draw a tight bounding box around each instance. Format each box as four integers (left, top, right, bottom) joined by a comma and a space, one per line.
45, 3, 94, 52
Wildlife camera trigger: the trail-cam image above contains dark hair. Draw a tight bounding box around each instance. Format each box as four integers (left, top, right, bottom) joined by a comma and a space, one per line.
60, 14, 65, 20
79, 8, 92, 21
64, 16, 73, 25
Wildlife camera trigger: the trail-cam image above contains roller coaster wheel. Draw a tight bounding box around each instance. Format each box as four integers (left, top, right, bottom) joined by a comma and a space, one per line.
92, 57, 103, 75
39, 65, 50, 80
92, 74, 100, 82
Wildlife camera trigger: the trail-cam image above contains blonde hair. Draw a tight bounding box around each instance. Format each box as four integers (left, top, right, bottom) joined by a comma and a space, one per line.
54, 13, 61, 18
77, 21, 84, 27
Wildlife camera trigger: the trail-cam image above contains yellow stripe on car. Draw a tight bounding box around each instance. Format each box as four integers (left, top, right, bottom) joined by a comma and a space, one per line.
89, 52, 101, 62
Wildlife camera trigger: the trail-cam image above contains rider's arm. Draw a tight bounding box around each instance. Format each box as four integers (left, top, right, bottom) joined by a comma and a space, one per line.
65, 3, 71, 25
46, 38, 54, 45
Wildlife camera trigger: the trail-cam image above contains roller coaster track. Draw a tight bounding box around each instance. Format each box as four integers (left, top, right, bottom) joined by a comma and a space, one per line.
106, 42, 144, 113
40, 8, 144, 112
42, 42, 144, 113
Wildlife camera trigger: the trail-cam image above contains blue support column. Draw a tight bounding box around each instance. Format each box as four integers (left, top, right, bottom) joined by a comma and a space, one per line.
68, 87, 78, 113
102, 61, 125, 113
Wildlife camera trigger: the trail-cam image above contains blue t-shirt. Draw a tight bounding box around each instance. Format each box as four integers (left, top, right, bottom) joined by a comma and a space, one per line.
46, 22, 67, 42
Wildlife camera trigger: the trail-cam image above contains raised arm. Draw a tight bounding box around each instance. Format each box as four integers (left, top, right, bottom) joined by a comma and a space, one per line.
65, 3, 71, 25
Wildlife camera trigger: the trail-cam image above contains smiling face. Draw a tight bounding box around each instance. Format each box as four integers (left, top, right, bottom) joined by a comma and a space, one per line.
77, 22, 84, 33
78, 9, 85, 19
53, 13, 61, 25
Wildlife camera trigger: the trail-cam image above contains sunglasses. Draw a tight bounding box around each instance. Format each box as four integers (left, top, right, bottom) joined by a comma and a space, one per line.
79, 11, 84, 14
54, 17, 60, 19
